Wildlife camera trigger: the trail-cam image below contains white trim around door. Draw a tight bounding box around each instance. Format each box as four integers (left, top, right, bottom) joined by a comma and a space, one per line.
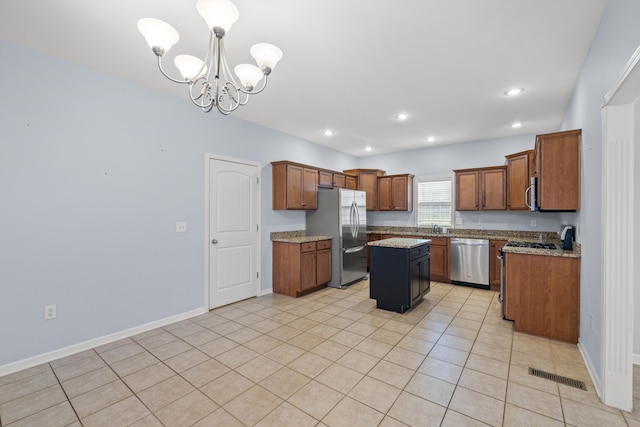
599, 43, 640, 411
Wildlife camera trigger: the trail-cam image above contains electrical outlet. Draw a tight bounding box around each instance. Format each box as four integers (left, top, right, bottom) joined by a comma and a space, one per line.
455, 217, 462, 225
530, 219, 537, 227
176, 221, 187, 233
44, 305, 56, 320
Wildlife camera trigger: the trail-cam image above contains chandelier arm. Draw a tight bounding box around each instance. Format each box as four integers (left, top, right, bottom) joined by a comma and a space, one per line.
235, 87, 250, 106
216, 97, 240, 114
202, 92, 215, 112
218, 39, 241, 90
215, 84, 241, 114
198, 31, 216, 82
156, 56, 191, 84
187, 80, 215, 110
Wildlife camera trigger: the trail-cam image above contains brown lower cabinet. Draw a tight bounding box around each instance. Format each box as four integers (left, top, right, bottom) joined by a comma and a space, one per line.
489, 240, 507, 291
504, 252, 580, 343
273, 240, 332, 297
429, 237, 450, 282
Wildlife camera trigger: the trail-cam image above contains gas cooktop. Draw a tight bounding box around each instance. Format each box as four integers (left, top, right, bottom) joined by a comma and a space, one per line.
505, 241, 559, 250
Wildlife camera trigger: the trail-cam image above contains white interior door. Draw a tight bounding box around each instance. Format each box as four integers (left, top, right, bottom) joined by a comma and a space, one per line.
207, 156, 260, 309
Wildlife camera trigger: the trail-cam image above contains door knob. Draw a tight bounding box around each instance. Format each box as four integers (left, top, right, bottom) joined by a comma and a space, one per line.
211, 239, 218, 244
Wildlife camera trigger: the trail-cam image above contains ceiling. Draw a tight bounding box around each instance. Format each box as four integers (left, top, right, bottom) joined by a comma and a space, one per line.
0, 0, 609, 156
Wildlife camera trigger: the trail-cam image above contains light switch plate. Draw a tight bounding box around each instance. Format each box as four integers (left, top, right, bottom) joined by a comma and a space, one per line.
176, 222, 187, 233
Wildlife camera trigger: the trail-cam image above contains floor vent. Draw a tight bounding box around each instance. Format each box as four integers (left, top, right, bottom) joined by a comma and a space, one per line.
528, 367, 587, 390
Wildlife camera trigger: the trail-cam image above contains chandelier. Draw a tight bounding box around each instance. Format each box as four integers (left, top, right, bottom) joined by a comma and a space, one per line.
137, 0, 283, 115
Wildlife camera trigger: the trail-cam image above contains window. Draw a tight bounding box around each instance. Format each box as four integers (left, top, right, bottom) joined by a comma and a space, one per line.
416, 175, 453, 227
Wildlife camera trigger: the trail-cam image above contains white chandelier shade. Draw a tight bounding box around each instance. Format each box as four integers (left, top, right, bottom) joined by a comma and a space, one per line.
234, 64, 264, 89
174, 55, 208, 80
196, 0, 239, 34
137, 0, 282, 115
137, 18, 179, 54
250, 43, 284, 71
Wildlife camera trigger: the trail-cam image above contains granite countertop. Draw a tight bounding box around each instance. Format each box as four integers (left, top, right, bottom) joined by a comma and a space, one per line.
368, 237, 431, 249
501, 244, 581, 258
367, 226, 560, 241
367, 226, 581, 258
271, 228, 580, 257
271, 234, 332, 243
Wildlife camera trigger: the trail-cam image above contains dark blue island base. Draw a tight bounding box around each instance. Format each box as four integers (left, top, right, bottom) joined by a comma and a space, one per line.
369, 238, 431, 314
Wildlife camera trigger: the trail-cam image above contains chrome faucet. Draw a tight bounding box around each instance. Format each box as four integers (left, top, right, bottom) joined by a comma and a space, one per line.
431, 223, 441, 234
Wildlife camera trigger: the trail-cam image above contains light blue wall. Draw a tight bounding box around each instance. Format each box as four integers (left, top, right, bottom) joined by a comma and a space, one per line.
558, 0, 640, 380
0, 40, 356, 366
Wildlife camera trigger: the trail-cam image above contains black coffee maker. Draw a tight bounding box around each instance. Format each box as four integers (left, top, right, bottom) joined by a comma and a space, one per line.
558, 225, 575, 250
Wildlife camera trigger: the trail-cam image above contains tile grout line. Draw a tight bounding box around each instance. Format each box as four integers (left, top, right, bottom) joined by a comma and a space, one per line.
47, 358, 85, 427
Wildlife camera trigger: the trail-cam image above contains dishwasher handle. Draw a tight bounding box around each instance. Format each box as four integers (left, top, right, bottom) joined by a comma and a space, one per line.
450, 238, 489, 246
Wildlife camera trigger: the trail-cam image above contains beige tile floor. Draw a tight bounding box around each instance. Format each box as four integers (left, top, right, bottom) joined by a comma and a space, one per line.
1, 280, 639, 426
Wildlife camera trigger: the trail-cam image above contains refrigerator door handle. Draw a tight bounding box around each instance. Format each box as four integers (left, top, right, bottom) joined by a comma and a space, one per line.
344, 245, 366, 254
352, 200, 360, 239
349, 200, 357, 239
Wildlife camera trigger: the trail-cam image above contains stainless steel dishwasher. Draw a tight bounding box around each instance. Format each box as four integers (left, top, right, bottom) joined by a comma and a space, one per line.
450, 238, 489, 288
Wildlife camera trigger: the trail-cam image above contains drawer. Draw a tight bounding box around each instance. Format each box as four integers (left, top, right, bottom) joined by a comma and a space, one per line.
316, 239, 331, 250
430, 237, 448, 246
410, 243, 430, 260
300, 242, 316, 252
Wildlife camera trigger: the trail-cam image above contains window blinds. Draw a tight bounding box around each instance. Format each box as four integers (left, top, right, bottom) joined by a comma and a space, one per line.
417, 177, 453, 227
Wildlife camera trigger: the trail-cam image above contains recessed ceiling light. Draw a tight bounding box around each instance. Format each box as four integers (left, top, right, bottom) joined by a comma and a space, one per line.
426, 136, 436, 143
504, 87, 525, 96
511, 122, 523, 128
365, 146, 372, 152
394, 113, 410, 121
322, 129, 335, 137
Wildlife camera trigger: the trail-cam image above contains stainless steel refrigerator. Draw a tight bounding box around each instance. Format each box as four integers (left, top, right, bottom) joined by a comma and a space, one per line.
306, 188, 368, 289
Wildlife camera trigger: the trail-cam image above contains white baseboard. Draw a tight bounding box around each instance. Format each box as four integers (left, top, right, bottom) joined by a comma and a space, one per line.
258, 287, 273, 297
0, 307, 207, 378
578, 338, 603, 399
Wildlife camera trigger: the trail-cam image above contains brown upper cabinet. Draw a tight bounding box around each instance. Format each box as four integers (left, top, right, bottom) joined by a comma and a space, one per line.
455, 169, 480, 210
318, 170, 349, 189
345, 174, 357, 190
534, 129, 581, 211
343, 169, 386, 211
318, 170, 333, 188
505, 150, 534, 210
454, 166, 507, 211
272, 161, 318, 210
378, 174, 414, 211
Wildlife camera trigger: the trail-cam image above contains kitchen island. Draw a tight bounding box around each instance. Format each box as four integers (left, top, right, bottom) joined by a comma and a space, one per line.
368, 238, 431, 313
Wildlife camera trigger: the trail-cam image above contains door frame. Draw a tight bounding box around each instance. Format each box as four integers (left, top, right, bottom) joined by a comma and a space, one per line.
204, 153, 262, 310
599, 43, 640, 411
